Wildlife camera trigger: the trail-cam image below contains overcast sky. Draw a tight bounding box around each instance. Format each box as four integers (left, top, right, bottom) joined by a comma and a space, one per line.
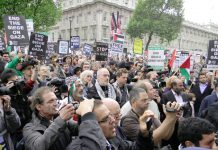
183, 0, 218, 25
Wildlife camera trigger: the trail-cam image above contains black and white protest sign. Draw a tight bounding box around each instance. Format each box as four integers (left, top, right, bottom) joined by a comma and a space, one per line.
110, 42, 123, 53
83, 43, 92, 56
70, 36, 80, 49
3, 15, 29, 46
0, 37, 6, 51
207, 40, 218, 70
29, 33, 48, 60
45, 42, 57, 64
58, 40, 69, 54
94, 42, 108, 61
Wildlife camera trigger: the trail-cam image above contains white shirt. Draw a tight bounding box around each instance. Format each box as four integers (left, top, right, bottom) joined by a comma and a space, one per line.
171, 90, 185, 105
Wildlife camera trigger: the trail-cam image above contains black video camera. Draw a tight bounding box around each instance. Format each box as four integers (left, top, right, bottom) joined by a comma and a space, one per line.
47, 78, 68, 98
0, 86, 11, 96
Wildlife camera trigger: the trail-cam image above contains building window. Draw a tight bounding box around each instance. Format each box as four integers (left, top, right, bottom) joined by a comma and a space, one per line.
103, 12, 107, 22
77, 0, 81, 3
76, 16, 79, 24
102, 27, 107, 38
75, 28, 79, 36
93, 12, 96, 21
61, 30, 66, 39
92, 26, 96, 39
83, 28, 87, 40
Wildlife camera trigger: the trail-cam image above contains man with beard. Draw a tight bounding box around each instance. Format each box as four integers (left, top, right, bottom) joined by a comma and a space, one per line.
190, 72, 213, 115
87, 68, 116, 100
161, 78, 189, 106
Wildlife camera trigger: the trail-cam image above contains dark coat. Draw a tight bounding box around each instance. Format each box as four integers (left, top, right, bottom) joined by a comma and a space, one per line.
190, 83, 213, 114
198, 92, 218, 117
66, 112, 154, 150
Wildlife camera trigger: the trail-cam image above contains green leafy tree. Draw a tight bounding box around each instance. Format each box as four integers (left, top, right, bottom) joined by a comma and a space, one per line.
0, 0, 62, 32
127, 0, 183, 50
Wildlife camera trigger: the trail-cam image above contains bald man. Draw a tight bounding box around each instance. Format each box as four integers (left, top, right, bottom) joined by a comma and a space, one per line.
102, 98, 127, 140
87, 68, 116, 100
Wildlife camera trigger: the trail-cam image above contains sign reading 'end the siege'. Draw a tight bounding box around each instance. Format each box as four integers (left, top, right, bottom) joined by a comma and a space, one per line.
3, 15, 29, 46
207, 40, 218, 70
29, 33, 48, 60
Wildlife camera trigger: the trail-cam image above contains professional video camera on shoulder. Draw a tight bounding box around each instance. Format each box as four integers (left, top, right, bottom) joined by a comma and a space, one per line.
47, 78, 68, 99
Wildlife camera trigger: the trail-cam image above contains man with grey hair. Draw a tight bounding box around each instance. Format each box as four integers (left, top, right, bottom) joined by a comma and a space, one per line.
23, 87, 78, 150
121, 87, 180, 146
87, 68, 116, 100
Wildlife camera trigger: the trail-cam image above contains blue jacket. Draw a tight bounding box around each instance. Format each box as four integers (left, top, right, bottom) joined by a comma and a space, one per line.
198, 92, 218, 117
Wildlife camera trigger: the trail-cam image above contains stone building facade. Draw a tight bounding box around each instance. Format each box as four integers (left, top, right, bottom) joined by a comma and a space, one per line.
48, 0, 218, 52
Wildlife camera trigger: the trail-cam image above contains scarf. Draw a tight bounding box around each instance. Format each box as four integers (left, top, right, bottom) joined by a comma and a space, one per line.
95, 80, 116, 100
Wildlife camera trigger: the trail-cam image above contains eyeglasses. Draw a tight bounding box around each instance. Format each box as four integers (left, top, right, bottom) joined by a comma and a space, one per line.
98, 113, 114, 124
112, 113, 122, 120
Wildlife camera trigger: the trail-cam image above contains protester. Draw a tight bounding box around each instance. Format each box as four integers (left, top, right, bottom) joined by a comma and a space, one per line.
23, 87, 78, 150
121, 87, 180, 146
87, 68, 116, 100
190, 72, 213, 115
0, 94, 21, 150
178, 117, 216, 149
66, 99, 154, 150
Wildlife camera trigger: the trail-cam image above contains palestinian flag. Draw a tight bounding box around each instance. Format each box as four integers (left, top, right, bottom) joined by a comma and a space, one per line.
113, 33, 124, 44
180, 55, 191, 81
168, 49, 176, 69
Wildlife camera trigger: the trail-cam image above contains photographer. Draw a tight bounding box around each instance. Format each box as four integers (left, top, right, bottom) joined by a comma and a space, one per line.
1, 69, 34, 145
0, 94, 21, 150
23, 87, 78, 150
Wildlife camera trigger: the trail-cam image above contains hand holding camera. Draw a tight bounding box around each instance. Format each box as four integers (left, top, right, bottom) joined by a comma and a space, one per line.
164, 102, 181, 119
59, 104, 75, 121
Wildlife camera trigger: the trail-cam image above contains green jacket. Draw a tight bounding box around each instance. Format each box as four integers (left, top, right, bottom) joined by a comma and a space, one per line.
5, 56, 23, 76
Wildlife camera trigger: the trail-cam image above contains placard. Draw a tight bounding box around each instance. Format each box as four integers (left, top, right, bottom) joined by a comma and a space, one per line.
70, 36, 80, 49
94, 42, 108, 61
110, 42, 123, 53
83, 43, 92, 56
3, 15, 29, 46
207, 40, 218, 70
45, 42, 57, 64
58, 40, 69, 54
29, 33, 48, 60
133, 38, 143, 54
147, 45, 165, 70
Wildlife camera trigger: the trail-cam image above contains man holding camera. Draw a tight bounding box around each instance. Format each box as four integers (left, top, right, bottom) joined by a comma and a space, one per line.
23, 87, 78, 150
0, 94, 21, 150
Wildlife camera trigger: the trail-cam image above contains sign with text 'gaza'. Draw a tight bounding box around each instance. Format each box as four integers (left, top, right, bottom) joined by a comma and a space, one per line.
147, 45, 165, 70
3, 15, 29, 46
29, 33, 48, 60
207, 40, 218, 70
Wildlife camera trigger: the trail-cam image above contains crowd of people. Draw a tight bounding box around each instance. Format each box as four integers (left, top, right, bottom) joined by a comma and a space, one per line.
0, 50, 218, 150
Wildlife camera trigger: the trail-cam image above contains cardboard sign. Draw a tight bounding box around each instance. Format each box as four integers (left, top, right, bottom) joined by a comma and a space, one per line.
207, 40, 218, 70
29, 33, 48, 60
70, 36, 80, 49
133, 38, 143, 54
110, 42, 123, 53
147, 45, 165, 70
0, 37, 6, 51
3, 15, 29, 46
58, 40, 69, 54
45, 42, 57, 64
83, 43, 93, 56
94, 42, 108, 61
